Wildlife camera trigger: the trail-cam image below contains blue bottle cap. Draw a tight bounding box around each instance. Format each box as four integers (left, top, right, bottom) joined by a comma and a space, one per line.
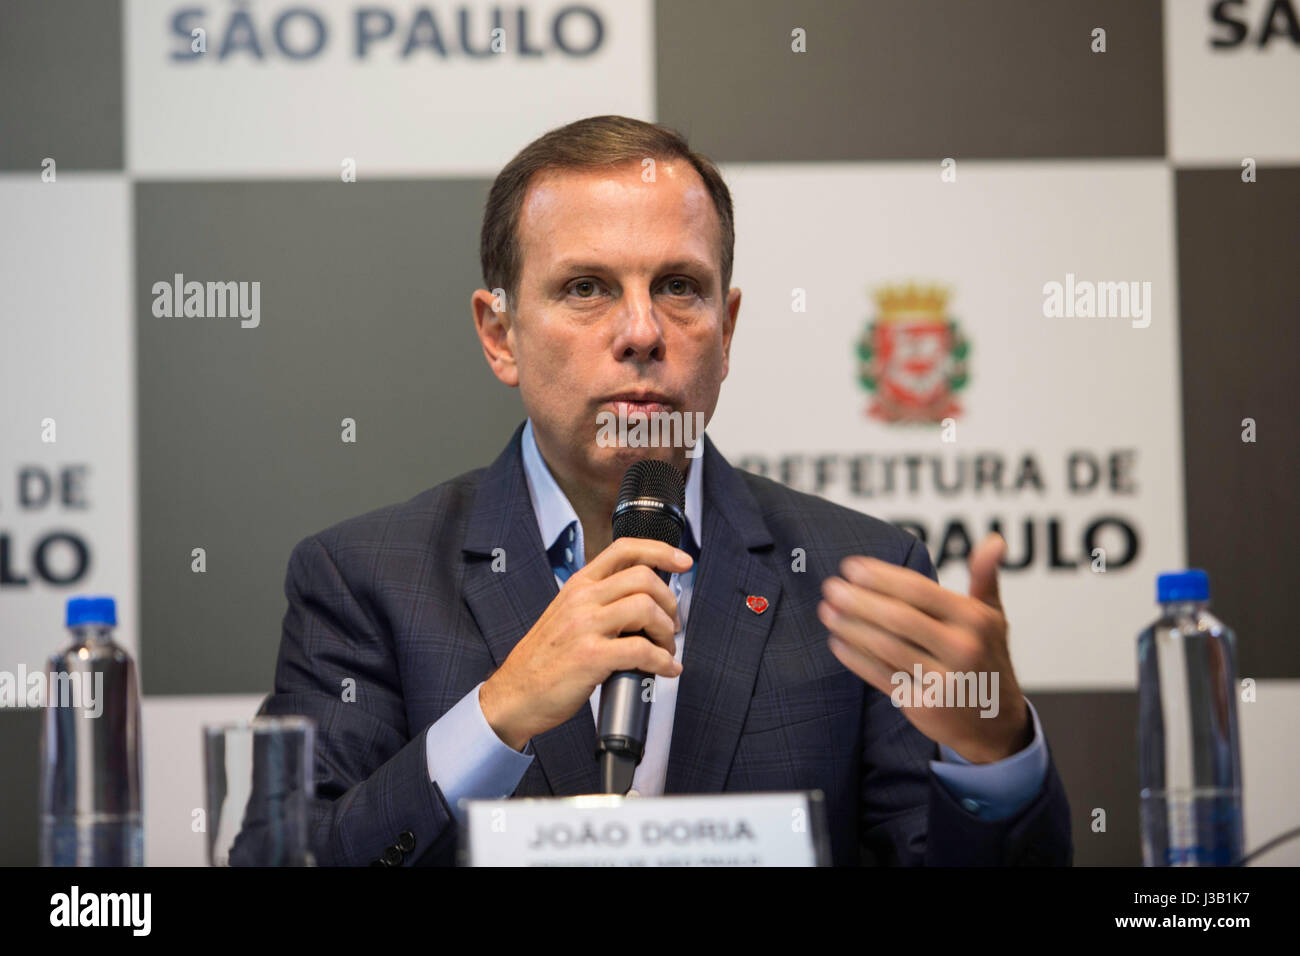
66, 595, 117, 627
1157, 570, 1209, 603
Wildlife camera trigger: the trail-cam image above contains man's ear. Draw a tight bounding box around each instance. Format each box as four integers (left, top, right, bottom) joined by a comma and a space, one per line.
720, 286, 741, 380
472, 288, 519, 388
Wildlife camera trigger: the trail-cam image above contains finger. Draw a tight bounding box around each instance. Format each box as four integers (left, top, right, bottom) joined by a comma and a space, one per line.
821, 575, 962, 661
584, 537, 692, 581
838, 556, 985, 631
967, 532, 1005, 612
826, 633, 896, 696
600, 593, 679, 655
817, 599, 941, 675
594, 564, 680, 628
601, 635, 682, 678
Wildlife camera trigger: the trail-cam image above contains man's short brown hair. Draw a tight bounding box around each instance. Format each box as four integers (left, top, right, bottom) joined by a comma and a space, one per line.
480, 115, 735, 309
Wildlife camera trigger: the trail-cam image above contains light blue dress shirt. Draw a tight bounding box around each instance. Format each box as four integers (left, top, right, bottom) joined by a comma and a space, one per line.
425, 419, 1049, 825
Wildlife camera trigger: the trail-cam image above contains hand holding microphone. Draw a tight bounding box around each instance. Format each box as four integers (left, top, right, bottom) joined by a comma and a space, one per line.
478, 459, 688, 796
596, 459, 688, 794
478, 535, 690, 752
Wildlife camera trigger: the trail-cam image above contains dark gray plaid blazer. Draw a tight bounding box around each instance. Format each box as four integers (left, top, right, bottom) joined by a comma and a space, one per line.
261, 421, 1072, 866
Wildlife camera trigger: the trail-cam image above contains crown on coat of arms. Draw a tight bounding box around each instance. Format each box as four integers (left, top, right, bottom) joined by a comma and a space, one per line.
872, 283, 949, 320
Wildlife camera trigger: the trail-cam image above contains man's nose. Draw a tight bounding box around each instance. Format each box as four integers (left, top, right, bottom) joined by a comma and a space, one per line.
613, 290, 665, 362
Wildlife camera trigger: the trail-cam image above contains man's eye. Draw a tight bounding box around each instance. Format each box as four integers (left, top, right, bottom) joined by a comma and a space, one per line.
662, 277, 696, 296
569, 279, 600, 298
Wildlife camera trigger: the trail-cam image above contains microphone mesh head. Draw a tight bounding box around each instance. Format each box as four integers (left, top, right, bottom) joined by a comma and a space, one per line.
613, 459, 686, 545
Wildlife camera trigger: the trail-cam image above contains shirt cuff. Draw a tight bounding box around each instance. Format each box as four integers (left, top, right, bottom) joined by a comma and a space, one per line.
929, 697, 1049, 821
425, 680, 535, 825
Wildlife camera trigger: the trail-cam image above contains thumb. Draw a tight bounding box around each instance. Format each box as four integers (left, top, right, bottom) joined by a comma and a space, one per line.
968, 532, 1005, 611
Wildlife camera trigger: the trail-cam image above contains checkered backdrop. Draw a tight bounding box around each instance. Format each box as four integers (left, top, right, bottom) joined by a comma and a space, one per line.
1, 0, 1297, 866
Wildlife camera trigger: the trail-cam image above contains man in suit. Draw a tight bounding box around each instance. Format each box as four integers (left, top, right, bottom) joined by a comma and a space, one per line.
262, 115, 1072, 867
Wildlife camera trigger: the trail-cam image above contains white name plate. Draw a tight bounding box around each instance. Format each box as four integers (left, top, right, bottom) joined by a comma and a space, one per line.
461, 791, 829, 867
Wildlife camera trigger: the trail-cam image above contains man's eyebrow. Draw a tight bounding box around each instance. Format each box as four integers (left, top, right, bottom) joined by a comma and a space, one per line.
658, 258, 717, 276
549, 257, 717, 277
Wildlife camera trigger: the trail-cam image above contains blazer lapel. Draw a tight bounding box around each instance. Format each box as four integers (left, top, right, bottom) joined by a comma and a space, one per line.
460, 424, 782, 798
461, 422, 602, 796
665, 436, 781, 794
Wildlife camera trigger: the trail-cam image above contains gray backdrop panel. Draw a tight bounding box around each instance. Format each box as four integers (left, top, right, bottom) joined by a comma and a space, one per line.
0, 0, 123, 171
0, 709, 42, 866
656, 0, 1165, 161
135, 179, 524, 695
1175, 167, 1300, 679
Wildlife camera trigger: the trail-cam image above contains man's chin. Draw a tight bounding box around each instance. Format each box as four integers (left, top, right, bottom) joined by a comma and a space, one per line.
590, 441, 686, 478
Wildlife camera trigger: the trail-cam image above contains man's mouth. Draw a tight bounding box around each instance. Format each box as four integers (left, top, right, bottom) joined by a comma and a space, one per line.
603, 392, 673, 416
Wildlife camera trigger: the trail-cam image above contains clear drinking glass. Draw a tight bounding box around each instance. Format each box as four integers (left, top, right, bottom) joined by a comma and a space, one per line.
203, 716, 316, 866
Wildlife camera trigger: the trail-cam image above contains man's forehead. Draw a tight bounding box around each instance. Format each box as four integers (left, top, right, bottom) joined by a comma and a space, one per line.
517, 161, 719, 268
524, 158, 704, 204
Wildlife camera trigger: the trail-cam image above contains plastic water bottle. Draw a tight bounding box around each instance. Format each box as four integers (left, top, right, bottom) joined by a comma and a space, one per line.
1137, 570, 1244, 866
39, 595, 143, 866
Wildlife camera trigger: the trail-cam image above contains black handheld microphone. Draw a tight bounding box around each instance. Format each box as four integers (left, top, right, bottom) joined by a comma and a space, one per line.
596, 458, 686, 795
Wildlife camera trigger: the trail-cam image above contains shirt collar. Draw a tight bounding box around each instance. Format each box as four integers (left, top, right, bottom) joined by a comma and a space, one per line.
520, 417, 703, 570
